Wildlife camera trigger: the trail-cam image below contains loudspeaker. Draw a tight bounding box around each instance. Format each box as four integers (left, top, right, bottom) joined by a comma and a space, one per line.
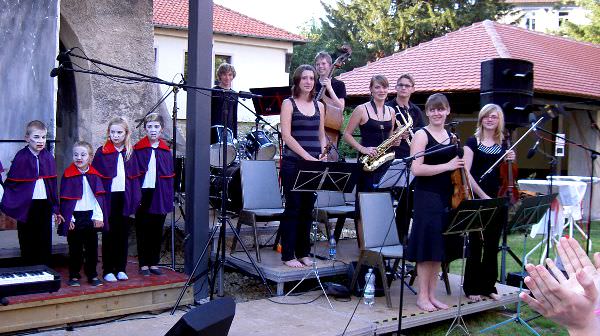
480, 58, 534, 127
165, 298, 236, 336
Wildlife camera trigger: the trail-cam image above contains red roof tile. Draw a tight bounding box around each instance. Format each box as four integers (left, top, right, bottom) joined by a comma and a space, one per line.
338, 20, 600, 99
153, 0, 305, 43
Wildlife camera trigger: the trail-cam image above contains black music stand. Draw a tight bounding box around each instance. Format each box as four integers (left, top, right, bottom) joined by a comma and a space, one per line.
480, 194, 557, 336
443, 197, 505, 336
284, 161, 356, 309
376, 160, 414, 189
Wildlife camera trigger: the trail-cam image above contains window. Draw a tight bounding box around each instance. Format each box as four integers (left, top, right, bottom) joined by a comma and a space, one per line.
214, 55, 232, 84
525, 17, 536, 30
285, 53, 293, 73
183, 51, 188, 80
559, 11, 569, 27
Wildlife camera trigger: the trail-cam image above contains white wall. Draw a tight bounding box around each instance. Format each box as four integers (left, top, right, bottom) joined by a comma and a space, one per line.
153, 28, 293, 126
501, 4, 590, 33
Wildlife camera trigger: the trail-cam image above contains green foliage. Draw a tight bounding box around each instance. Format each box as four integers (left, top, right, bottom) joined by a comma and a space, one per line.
560, 0, 600, 44
317, 0, 512, 65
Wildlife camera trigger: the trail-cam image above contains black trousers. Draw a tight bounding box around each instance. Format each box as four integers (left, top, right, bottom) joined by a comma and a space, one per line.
463, 205, 506, 296
17, 199, 53, 266
280, 159, 316, 262
67, 211, 99, 280
135, 189, 167, 267
102, 192, 131, 275
394, 184, 415, 243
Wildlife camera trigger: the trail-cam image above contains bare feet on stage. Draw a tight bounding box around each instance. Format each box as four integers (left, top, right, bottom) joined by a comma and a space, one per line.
416, 298, 438, 312
487, 293, 500, 301
430, 296, 449, 310
299, 257, 314, 267
467, 295, 482, 302
283, 259, 304, 268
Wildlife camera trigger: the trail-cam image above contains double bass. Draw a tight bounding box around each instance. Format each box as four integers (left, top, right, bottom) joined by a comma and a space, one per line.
316, 45, 352, 148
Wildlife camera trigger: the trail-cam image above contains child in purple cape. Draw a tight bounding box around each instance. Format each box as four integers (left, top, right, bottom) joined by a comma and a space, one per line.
58, 141, 108, 287
92, 117, 142, 282
0, 120, 63, 266
134, 113, 174, 276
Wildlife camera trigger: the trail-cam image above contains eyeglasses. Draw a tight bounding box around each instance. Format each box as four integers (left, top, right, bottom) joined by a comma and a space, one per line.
396, 84, 413, 88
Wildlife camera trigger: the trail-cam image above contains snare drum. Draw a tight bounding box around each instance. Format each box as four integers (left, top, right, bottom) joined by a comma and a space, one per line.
210, 125, 237, 167
209, 163, 242, 213
244, 130, 276, 160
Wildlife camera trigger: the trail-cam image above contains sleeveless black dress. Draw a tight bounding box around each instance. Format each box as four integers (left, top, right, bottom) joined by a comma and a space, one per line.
406, 128, 457, 262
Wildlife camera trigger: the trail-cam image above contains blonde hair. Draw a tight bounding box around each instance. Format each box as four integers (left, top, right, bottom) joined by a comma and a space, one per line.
73, 140, 94, 160
105, 117, 133, 161
475, 104, 505, 144
143, 113, 165, 128
26, 120, 47, 135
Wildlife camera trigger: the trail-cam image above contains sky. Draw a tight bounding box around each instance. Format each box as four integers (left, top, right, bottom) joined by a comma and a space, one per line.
213, 0, 335, 34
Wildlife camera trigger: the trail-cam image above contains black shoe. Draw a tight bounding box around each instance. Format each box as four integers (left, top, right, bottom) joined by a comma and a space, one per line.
67, 278, 80, 287
139, 268, 151, 276
89, 278, 103, 287
149, 268, 163, 275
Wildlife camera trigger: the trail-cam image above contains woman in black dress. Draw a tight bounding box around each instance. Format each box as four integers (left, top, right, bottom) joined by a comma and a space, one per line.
407, 93, 463, 312
280, 64, 328, 268
343, 75, 396, 194
463, 103, 515, 301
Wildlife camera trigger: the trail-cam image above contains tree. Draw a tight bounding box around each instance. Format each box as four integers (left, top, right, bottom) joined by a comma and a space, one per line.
560, 0, 600, 44
318, 0, 512, 65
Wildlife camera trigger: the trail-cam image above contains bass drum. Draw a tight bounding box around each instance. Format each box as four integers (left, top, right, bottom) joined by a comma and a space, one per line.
210, 125, 237, 167
244, 130, 276, 160
209, 163, 242, 213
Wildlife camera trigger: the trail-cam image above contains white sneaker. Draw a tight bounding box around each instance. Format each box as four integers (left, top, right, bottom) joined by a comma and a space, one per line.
116, 272, 129, 281
103, 273, 117, 282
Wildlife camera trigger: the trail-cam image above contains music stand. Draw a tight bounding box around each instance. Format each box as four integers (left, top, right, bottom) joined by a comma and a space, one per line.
376, 160, 414, 189
284, 161, 356, 309
443, 198, 505, 336
480, 194, 557, 336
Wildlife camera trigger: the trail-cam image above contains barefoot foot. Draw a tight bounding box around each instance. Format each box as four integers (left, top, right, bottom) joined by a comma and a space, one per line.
430, 297, 449, 310
283, 259, 304, 268
416, 298, 438, 312
299, 257, 314, 266
467, 295, 481, 302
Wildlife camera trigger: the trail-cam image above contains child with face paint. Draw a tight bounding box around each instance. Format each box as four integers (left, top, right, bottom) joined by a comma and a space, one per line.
92, 117, 142, 282
133, 113, 174, 276
0, 120, 63, 266
58, 141, 108, 287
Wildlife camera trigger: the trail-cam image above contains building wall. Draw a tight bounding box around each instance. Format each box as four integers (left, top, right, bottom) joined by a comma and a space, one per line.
502, 3, 590, 32
154, 27, 293, 126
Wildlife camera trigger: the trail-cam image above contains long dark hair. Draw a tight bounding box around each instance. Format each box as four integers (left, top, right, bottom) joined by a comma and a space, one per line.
291, 64, 317, 100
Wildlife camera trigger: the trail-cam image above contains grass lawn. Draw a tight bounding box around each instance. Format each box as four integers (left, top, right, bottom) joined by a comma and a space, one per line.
401, 221, 600, 335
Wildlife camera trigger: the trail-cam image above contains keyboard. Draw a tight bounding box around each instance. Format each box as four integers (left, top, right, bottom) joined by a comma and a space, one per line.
0, 265, 61, 303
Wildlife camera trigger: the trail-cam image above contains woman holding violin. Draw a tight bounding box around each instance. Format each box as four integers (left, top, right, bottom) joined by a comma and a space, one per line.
407, 93, 463, 312
462, 103, 516, 301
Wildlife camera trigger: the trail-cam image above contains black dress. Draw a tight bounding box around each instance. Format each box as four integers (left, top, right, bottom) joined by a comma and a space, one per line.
463, 136, 507, 296
406, 128, 457, 262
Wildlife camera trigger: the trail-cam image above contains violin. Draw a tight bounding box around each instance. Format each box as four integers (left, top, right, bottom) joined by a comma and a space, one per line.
497, 132, 520, 204
450, 135, 474, 209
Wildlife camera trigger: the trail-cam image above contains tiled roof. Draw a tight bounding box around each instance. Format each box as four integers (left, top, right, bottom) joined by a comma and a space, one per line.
505, 0, 560, 3
338, 20, 600, 99
153, 0, 306, 43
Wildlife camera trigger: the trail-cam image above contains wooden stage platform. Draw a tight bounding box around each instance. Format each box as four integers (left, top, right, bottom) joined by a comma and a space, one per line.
0, 261, 193, 334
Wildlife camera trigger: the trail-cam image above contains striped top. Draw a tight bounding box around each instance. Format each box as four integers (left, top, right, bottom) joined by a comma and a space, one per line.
283, 98, 321, 160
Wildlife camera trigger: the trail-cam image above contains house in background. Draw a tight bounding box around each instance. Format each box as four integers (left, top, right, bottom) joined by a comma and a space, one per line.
153, 0, 305, 127
502, 0, 590, 32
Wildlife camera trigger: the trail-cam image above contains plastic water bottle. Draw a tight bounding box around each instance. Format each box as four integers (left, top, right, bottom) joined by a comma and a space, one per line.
363, 268, 376, 306
328, 229, 337, 260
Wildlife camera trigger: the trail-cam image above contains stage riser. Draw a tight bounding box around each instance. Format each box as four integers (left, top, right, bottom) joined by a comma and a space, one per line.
0, 284, 193, 334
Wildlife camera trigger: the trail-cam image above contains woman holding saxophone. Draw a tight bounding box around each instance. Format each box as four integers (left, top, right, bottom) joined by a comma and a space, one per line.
343, 75, 396, 196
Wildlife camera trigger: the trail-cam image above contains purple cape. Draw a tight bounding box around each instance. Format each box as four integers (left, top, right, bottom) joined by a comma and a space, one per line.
92, 141, 142, 216
58, 164, 108, 236
0, 147, 59, 222
134, 136, 174, 214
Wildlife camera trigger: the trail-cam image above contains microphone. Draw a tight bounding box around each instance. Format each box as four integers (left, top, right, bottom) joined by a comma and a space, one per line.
527, 139, 540, 159
528, 112, 537, 125
238, 91, 262, 99
56, 47, 76, 63
50, 65, 63, 77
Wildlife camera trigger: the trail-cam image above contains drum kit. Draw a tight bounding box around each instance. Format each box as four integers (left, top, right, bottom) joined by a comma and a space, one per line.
175, 124, 279, 213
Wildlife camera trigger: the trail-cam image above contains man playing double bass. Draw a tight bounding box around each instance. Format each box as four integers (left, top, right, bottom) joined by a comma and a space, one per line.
314, 51, 346, 146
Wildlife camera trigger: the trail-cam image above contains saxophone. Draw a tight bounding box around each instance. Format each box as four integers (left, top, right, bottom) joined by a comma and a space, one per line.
359, 111, 413, 172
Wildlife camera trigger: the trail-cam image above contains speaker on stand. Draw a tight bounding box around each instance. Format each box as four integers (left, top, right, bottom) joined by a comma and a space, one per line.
165, 297, 236, 336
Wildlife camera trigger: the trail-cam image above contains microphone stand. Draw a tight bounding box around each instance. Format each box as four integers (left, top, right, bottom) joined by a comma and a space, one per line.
533, 126, 599, 254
